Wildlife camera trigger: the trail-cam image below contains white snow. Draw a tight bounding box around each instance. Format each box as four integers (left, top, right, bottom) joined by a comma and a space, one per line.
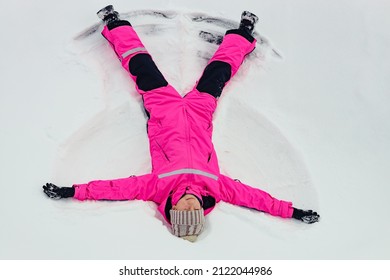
1, 0, 390, 260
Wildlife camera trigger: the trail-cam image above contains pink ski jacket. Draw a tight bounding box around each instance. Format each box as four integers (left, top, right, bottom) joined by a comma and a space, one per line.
73, 25, 294, 223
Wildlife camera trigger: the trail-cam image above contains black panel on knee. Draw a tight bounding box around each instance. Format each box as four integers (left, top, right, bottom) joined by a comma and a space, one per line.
129, 54, 168, 91
196, 61, 232, 98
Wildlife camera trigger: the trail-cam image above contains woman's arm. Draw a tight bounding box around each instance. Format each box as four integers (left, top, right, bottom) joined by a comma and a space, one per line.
218, 174, 320, 223
219, 175, 320, 224
43, 173, 158, 202
218, 174, 294, 218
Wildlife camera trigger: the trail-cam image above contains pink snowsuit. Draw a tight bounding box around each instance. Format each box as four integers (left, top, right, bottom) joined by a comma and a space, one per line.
73, 22, 294, 224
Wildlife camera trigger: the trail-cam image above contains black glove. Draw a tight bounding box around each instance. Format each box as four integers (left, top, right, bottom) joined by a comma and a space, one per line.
292, 207, 320, 224
43, 183, 75, 199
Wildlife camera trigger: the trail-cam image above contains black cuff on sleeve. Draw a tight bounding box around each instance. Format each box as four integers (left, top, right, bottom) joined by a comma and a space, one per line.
292, 207, 302, 220
60, 187, 75, 198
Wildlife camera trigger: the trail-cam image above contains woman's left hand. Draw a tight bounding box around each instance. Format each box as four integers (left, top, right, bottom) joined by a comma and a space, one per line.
292, 208, 320, 224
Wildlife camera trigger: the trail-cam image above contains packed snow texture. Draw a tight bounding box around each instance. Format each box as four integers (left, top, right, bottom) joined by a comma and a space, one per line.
1, 0, 389, 259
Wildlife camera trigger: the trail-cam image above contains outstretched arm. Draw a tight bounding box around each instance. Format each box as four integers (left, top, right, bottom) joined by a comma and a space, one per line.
219, 174, 293, 218
218, 174, 320, 223
43, 173, 158, 202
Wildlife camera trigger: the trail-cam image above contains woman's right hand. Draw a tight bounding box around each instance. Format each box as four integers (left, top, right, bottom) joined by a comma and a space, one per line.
43, 183, 75, 199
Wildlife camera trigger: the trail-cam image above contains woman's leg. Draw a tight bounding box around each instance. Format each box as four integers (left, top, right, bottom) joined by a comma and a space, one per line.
102, 20, 168, 94
195, 29, 257, 98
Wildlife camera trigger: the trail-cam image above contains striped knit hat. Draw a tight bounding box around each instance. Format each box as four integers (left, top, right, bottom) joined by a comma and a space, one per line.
170, 209, 205, 240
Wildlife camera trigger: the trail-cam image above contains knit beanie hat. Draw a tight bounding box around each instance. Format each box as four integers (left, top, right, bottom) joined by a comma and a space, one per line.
170, 208, 205, 240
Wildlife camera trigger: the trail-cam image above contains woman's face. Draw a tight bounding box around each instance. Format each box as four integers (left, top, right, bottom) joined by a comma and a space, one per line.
172, 194, 202, 211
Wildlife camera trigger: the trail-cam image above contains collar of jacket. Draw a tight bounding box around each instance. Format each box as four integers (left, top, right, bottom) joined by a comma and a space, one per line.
171, 184, 204, 206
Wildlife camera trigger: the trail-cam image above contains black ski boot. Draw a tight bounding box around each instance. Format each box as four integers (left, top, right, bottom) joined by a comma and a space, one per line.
239, 11, 259, 35
97, 5, 120, 24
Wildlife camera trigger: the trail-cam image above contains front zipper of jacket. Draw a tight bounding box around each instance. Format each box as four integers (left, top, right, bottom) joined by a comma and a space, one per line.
183, 106, 194, 186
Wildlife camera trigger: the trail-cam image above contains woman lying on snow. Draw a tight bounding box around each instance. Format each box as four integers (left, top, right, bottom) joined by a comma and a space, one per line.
43, 5, 320, 242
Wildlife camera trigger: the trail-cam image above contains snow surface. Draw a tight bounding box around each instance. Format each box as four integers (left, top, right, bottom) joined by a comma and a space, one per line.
1, 0, 390, 259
